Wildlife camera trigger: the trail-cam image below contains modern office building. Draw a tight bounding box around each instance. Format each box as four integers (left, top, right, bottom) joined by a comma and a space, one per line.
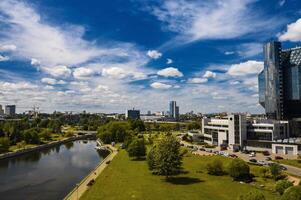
0, 105, 4, 115
5, 105, 16, 116
259, 41, 301, 120
169, 101, 179, 120
125, 109, 140, 120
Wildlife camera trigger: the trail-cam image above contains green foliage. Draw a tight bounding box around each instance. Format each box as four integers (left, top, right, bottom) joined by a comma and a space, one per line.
126, 138, 146, 159
129, 120, 145, 132
0, 137, 10, 153
187, 122, 201, 130
275, 180, 293, 195
97, 121, 130, 144
227, 159, 251, 181
206, 158, 224, 176
269, 163, 282, 180
238, 191, 266, 200
260, 167, 268, 178
147, 135, 183, 178
47, 119, 62, 133
281, 186, 301, 200
23, 128, 40, 144
64, 131, 74, 137
40, 128, 52, 141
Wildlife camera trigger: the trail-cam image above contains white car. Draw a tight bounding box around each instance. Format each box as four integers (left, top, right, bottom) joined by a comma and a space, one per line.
257, 160, 267, 165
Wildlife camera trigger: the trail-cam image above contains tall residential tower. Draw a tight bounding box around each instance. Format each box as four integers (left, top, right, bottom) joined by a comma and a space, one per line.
169, 101, 179, 120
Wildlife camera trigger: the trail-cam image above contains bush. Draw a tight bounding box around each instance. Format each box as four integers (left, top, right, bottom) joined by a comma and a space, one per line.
0, 137, 10, 153
206, 158, 224, 176
276, 180, 293, 195
260, 167, 268, 178
281, 186, 301, 200
269, 163, 282, 180
238, 191, 265, 200
126, 138, 146, 159
227, 159, 251, 181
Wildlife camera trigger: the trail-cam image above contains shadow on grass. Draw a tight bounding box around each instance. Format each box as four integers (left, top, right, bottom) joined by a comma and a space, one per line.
165, 177, 203, 185
131, 157, 146, 161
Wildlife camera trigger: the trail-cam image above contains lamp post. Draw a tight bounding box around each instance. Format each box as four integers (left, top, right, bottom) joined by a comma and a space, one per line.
76, 183, 79, 200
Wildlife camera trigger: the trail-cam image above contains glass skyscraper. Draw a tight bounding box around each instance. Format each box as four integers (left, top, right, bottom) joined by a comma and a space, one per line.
169, 101, 179, 120
259, 41, 301, 120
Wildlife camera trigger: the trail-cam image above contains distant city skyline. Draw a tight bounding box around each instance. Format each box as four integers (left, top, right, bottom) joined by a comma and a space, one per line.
0, 0, 301, 113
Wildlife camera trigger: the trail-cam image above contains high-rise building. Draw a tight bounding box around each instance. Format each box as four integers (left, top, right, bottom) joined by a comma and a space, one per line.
169, 101, 179, 120
259, 41, 301, 120
0, 105, 4, 115
125, 109, 140, 120
5, 105, 16, 115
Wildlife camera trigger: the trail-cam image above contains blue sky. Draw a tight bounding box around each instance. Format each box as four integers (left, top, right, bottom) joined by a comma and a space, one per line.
0, 0, 301, 114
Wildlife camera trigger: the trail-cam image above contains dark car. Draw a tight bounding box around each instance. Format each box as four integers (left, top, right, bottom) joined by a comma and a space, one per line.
275, 156, 284, 160
249, 159, 257, 163
229, 154, 238, 158
242, 150, 250, 154
262, 151, 270, 156
265, 157, 272, 161
280, 165, 287, 171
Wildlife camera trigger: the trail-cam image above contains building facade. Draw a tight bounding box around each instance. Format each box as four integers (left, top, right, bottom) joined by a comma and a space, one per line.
5, 105, 16, 116
169, 101, 179, 120
259, 41, 301, 120
125, 109, 140, 120
0, 105, 4, 115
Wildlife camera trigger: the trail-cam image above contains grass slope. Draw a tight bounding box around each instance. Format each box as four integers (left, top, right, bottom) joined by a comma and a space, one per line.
82, 151, 280, 200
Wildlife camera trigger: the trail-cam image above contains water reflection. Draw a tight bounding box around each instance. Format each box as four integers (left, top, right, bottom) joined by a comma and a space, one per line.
0, 140, 108, 200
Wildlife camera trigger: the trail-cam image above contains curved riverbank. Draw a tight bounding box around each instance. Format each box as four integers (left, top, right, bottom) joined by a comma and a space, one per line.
64, 144, 118, 200
0, 134, 94, 160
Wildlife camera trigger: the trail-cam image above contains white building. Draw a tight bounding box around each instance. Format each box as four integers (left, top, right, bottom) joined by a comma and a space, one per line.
0, 105, 4, 115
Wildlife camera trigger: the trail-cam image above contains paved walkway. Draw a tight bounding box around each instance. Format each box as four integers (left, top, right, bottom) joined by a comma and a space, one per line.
65, 145, 118, 200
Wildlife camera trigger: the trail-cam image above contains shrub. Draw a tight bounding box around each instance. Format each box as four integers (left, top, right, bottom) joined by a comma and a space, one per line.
281, 186, 301, 200
206, 158, 224, 176
126, 138, 146, 159
269, 163, 282, 180
276, 180, 293, 195
238, 191, 265, 200
227, 159, 251, 181
0, 137, 10, 153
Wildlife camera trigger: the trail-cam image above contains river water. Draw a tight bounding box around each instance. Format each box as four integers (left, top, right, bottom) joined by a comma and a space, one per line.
0, 140, 108, 200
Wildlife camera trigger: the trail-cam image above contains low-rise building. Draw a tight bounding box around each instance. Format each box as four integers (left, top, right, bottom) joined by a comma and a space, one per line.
125, 109, 140, 120
5, 105, 16, 116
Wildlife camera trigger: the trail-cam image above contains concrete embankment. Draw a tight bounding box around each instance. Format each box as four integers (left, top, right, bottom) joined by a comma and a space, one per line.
0, 134, 93, 160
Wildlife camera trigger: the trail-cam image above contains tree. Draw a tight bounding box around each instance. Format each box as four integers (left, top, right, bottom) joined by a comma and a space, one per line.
276, 180, 293, 195
97, 121, 130, 143
206, 158, 224, 176
40, 128, 52, 141
147, 135, 182, 178
23, 128, 40, 144
269, 163, 282, 180
0, 137, 10, 153
281, 186, 301, 200
129, 120, 145, 132
187, 122, 201, 130
260, 167, 269, 179
127, 138, 146, 159
238, 191, 265, 200
227, 159, 251, 181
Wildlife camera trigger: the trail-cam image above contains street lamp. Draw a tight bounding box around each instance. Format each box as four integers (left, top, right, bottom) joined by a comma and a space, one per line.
76, 183, 79, 200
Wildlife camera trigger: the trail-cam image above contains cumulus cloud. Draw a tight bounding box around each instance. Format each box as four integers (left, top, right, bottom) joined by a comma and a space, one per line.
31, 58, 41, 66
73, 67, 96, 79
43, 65, 72, 77
225, 51, 235, 55
157, 67, 183, 77
279, 18, 301, 42
187, 78, 208, 84
41, 78, 66, 85
0, 44, 17, 52
102, 67, 146, 80
166, 58, 173, 64
147, 50, 162, 59
227, 60, 263, 76
203, 71, 216, 78
150, 82, 172, 89
0, 55, 9, 62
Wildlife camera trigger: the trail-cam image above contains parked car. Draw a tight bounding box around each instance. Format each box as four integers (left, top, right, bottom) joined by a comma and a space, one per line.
249, 153, 256, 157
275, 156, 284, 160
87, 179, 95, 186
242, 150, 250, 154
229, 154, 238, 158
249, 159, 257, 163
198, 148, 206, 151
258, 160, 267, 165
280, 165, 287, 171
262, 151, 270, 156
265, 157, 272, 161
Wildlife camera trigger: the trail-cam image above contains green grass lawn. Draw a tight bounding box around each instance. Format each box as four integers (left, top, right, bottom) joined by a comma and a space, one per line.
81, 151, 280, 200
275, 159, 301, 169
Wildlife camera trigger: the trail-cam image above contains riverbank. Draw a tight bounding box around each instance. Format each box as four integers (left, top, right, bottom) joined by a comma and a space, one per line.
0, 134, 94, 160
64, 144, 118, 200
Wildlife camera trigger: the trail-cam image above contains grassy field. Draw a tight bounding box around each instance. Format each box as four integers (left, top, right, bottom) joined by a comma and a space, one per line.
81, 150, 280, 200
275, 159, 301, 169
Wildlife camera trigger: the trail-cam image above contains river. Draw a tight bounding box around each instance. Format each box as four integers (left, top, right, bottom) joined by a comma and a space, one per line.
0, 140, 108, 200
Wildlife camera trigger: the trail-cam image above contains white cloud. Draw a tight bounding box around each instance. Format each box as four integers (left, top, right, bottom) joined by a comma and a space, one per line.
147, 50, 162, 59
41, 78, 66, 85
237, 43, 262, 57
148, 0, 282, 42
43, 65, 72, 77
0, 81, 37, 91
0, 44, 17, 52
225, 51, 235, 55
203, 71, 216, 78
279, 18, 301, 42
150, 82, 172, 89
0, 55, 9, 62
187, 78, 208, 84
279, 0, 286, 6
157, 67, 183, 77
227, 60, 263, 76
73, 67, 96, 79
31, 58, 41, 66
102, 67, 146, 80
166, 58, 173, 64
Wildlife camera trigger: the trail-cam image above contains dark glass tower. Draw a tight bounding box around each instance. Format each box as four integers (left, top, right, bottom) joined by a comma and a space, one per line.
259, 41, 301, 120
